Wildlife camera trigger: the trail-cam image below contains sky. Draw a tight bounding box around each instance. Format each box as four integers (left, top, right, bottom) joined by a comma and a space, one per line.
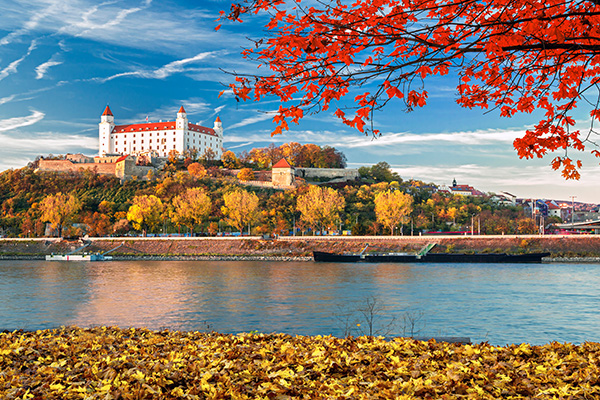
0, 0, 598, 204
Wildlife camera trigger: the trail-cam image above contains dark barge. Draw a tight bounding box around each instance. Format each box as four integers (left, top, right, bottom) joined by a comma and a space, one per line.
313, 250, 550, 263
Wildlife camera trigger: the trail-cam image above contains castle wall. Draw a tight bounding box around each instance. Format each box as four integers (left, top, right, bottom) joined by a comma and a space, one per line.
37, 159, 116, 176
295, 168, 359, 180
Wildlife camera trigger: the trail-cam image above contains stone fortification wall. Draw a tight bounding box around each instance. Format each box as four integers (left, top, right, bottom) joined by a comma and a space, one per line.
115, 158, 155, 180
37, 159, 116, 176
295, 168, 359, 180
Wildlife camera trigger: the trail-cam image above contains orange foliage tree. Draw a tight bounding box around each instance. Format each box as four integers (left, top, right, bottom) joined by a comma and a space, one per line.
221, 0, 600, 178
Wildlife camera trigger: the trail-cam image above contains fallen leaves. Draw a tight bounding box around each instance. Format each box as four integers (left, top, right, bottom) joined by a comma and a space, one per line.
1, 327, 599, 399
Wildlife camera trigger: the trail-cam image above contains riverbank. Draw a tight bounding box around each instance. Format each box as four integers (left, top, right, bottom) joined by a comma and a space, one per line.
1, 326, 598, 399
1, 235, 599, 260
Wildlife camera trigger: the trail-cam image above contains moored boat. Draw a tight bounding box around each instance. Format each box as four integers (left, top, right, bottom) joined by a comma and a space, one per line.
313, 250, 550, 263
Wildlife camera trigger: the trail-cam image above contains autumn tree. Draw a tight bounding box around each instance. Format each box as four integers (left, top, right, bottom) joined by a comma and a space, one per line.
222, 0, 600, 178
221, 189, 260, 234
187, 162, 207, 179
170, 188, 212, 234
83, 212, 112, 237
126, 195, 164, 236
39, 192, 82, 237
221, 150, 240, 169
237, 168, 255, 182
374, 190, 414, 235
297, 185, 346, 234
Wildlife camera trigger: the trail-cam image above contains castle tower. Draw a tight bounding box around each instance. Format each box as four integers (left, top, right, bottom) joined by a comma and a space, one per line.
272, 158, 295, 187
176, 106, 188, 130
213, 116, 223, 138
99, 105, 115, 156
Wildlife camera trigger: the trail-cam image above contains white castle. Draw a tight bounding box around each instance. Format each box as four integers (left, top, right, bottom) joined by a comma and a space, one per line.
99, 105, 223, 158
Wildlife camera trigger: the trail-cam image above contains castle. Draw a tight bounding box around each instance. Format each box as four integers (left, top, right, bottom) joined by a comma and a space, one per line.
99, 105, 223, 158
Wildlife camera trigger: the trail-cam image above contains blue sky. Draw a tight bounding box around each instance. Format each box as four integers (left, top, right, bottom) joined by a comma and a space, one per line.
0, 0, 598, 203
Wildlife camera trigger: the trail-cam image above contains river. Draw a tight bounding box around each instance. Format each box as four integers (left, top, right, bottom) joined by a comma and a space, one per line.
1, 260, 599, 345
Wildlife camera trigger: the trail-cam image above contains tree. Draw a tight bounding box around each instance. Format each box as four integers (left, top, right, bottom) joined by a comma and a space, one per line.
359, 162, 401, 183
83, 212, 112, 237
221, 150, 240, 169
374, 190, 413, 235
237, 168, 255, 182
39, 192, 81, 237
126, 195, 164, 236
222, 0, 600, 178
296, 185, 346, 233
187, 162, 207, 179
221, 189, 260, 234
170, 188, 212, 234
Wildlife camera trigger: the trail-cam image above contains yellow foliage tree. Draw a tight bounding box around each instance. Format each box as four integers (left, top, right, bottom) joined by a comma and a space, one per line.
374, 190, 413, 235
187, 162, 207, 179
39, 192, 82, 237
237, 168, 255, 182
221, 189, 259, 234
297, 185, 345, 234
170, 188, 212, 234
126, 195, 164, 236
221, 150, 240, 169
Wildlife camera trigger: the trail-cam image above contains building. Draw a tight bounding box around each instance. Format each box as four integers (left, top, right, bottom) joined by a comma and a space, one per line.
272, 158, 295, 186
99, 106, 223, 158
439, 179, 485, 197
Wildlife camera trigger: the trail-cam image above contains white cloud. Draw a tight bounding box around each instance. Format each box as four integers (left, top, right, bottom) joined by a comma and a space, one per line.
95, 52, 220, 82
0, 40, 37, 81
35, 57, 63, 79
0, 131, 97, 151
0, 110, 45, 132
227, 112, 277, 130
330, 128, 523, 149
226, 141, 254, 149
387, 163, 600, 203
0, 95, 16, 105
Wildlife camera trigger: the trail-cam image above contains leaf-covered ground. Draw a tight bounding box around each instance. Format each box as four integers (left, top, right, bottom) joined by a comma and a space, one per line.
1, 327, 599, 399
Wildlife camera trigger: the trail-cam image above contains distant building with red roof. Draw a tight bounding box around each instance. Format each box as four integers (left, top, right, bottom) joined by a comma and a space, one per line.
99, 106, 223, 158
438, 178, 485, 197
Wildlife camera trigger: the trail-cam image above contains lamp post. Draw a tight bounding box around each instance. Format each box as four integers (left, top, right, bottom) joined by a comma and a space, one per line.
570, 195, 576, 232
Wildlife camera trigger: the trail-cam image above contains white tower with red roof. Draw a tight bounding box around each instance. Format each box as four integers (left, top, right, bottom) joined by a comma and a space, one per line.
99, 105, 115, 156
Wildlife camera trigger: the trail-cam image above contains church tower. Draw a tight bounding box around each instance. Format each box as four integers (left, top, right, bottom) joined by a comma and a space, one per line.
99, 105, 115, 156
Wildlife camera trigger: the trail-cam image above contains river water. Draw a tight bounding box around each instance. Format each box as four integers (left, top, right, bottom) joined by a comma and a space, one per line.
1, 260, 599, 345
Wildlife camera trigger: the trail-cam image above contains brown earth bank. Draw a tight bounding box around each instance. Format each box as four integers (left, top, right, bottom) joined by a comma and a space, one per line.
1, 235, 599, 260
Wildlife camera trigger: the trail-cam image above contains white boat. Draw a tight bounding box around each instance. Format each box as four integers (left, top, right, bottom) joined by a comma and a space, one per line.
45, 241, 123, 261
45, 253, 113, 261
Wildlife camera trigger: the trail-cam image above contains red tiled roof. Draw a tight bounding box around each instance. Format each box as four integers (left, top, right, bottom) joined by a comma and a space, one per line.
178, 106, 186, 113
272, 158, 292, 168
102, 105, 113, 116
116, 155, 128, 163
215, 116, 221, 122
111, 121, 216, 136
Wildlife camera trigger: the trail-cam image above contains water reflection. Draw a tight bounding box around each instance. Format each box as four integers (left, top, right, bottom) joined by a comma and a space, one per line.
0, 260, 599, 345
